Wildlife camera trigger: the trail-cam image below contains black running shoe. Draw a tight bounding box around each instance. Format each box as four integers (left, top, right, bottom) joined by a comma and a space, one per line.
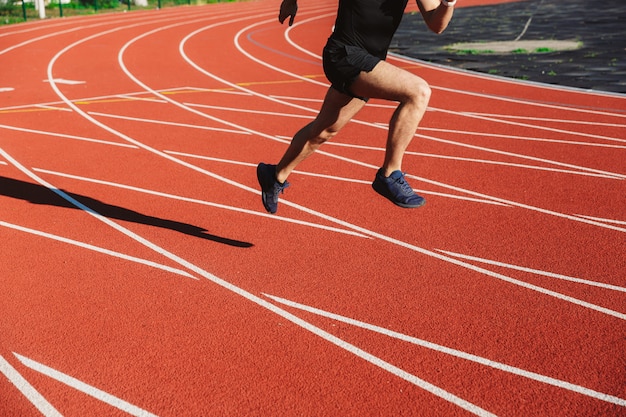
372, 169, 425, 208
257, 163, 290, 214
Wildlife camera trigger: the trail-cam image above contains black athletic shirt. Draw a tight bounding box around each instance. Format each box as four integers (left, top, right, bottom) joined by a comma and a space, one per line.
329, 0, 410, 60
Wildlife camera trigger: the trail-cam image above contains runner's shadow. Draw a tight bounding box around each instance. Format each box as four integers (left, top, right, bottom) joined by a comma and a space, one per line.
0, 177, 253, 248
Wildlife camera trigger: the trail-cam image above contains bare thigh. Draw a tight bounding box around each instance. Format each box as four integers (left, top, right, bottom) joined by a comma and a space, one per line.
350, 60, 429, 103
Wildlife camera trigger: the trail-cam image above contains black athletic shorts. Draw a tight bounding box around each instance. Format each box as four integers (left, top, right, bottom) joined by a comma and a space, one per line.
322, 38, 381, 101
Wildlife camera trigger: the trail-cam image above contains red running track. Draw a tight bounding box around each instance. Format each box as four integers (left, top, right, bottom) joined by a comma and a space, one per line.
0, 1, 625, 416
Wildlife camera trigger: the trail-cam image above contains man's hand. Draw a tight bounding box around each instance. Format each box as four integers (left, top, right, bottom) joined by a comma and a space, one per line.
278, 0, 298, 26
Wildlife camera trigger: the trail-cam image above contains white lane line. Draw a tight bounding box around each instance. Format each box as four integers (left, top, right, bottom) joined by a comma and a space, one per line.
174, 86, 253, 96
0, 6, 196, 39
418, 125, 626, 149
115, 94, 168, 103
0, 354, 63, 417
0, 22, 90, 56
166, 150, 509, 206
463, 111, 626, 129
437, 250, 626, 293
574, 214, 626, 226
430, 82, 626, 121
35, 104, 73, 111
269, 93, 329, 103
450, 108, 626, 145
33, 167, 370, 238
405, 167, 626, 233
0, 220, 197, 279
87, 111, 251, 135
3, 150, 493, 417
44, 78, 85, 85
0, 123, 138, 148
14, 353, 158, 417
413, 152, 622, 179
263, 293, 626, 407
184, 101, 315, 119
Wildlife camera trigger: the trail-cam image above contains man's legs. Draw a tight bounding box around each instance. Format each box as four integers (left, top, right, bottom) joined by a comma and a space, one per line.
258, 60, 430, 212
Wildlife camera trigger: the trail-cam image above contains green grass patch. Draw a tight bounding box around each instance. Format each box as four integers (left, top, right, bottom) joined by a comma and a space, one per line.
455, 49, 494, 55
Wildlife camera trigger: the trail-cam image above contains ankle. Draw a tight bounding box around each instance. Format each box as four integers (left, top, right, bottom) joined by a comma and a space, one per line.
380, 166, 400, 178
275, 168, 288, 184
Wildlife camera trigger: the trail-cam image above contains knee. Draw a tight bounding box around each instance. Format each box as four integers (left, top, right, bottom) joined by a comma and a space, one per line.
411, 80, 431, 108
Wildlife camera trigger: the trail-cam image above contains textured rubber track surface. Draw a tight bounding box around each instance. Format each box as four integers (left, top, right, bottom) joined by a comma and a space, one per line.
0, 1, 625, 415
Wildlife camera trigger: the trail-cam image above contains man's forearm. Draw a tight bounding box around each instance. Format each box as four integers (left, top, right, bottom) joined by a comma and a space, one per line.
418, 0, 455, 34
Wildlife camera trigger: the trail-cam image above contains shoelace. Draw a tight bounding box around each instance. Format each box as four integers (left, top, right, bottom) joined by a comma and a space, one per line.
394, 173, 413, 195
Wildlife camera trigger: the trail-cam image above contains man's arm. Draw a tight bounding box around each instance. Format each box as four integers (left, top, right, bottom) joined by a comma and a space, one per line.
279, 0, 298, 26
416, 0, 455, 34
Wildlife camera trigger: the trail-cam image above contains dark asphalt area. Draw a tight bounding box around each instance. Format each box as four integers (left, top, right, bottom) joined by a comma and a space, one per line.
392, 0, 626, 95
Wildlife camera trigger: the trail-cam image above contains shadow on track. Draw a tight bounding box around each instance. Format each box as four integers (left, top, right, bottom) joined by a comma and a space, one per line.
0, 177, 253, 248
